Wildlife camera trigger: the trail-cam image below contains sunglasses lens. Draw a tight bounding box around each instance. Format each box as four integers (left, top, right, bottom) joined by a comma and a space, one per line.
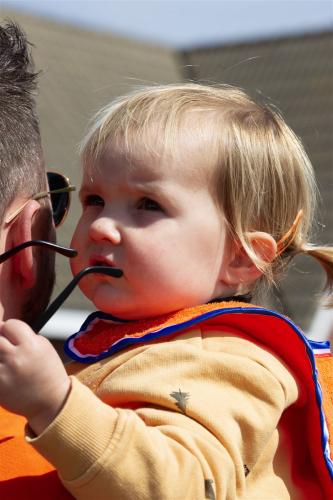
47, 172, 70, 226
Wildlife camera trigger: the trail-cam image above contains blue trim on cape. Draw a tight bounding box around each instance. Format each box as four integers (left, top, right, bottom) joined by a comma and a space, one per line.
308, 339, 331, 350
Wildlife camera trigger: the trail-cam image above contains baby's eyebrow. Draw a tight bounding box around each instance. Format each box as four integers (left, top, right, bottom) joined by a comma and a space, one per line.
130, 178, 169, 194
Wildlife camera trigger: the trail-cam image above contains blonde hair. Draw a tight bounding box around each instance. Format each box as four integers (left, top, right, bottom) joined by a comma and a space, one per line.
80, 83, 333, 305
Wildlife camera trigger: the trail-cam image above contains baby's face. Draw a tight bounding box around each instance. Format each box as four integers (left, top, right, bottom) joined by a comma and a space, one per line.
71, 141, 230, 319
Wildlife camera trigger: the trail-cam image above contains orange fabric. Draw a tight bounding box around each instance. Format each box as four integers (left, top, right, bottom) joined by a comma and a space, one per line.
75, 300, 255, 355
316, 354, 333, 458
0, 406, 73, 499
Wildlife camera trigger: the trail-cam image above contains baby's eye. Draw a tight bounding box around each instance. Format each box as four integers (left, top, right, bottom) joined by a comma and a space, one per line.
137, 197, 162, 211
83, 194, 104, 207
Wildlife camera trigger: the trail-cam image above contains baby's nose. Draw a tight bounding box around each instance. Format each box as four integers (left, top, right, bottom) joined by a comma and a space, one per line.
89, 217, 122, 245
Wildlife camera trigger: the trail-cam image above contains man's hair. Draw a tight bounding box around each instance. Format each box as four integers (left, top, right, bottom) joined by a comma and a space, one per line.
80, 83, 333, 300
0, 21, 46, 223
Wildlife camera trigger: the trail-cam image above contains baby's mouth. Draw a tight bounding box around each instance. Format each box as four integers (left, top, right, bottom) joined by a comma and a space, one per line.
95, 260, 110, 267
89, 256, 123, 277
90, 255, 114, 267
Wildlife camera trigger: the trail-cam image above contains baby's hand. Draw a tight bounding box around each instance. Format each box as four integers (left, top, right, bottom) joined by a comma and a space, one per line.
0, 319, 71, 435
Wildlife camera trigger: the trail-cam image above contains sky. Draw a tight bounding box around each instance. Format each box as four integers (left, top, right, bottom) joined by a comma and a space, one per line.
1, 0, 332, 48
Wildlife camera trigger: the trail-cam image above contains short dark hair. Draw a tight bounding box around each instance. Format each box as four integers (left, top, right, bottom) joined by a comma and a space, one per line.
0, 21, 46, 222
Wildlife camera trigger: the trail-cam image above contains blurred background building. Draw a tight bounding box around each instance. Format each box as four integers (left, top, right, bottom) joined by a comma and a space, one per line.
0, 1, 332, 353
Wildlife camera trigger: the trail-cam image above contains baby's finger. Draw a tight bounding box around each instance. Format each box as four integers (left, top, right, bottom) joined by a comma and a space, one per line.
0, 319, 35, 346
0, 333, 14, 353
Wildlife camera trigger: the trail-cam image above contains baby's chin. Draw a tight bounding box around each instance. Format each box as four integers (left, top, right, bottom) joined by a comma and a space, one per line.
89, 295, 141, 320
90, 286, 211, 320
90, 294, 180, 321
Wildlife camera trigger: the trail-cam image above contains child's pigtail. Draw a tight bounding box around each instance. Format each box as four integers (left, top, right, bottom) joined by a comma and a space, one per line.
277, 210, 333, 307
300, 244, 333, 307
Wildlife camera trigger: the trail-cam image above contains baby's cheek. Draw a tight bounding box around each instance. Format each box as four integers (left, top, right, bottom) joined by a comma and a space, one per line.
69, 254, 83, 277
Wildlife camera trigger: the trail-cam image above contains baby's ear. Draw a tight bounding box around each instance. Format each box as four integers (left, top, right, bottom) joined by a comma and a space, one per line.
221, 232, 277, 287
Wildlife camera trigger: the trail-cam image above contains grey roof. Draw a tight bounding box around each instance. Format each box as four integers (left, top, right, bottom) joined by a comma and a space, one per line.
1, 8, 332, 333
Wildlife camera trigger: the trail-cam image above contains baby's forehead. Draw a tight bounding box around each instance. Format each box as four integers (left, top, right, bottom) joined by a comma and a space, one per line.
85, 130, 217, 189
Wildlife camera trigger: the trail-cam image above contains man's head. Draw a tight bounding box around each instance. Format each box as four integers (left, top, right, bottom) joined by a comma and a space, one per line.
0, 21, 55, 323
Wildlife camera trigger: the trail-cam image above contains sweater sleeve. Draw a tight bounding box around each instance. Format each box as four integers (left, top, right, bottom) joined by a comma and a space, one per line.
27, 333, 299, 500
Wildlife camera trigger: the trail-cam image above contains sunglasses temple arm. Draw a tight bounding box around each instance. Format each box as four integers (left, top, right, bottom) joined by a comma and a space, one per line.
0, 240, 78, 264
33, 266, 123, 333
33, 270, 86, 333
33, 186, 76, 200
32, 241, 78, 257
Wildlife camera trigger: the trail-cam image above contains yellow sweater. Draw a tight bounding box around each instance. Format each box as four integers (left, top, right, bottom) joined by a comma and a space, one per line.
28, 302, 332, 499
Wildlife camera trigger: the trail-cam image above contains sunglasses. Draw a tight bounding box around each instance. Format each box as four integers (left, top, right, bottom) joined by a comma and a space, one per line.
0, 240, 78, 264
33, 265, 123, 333
5, 172, 75, 227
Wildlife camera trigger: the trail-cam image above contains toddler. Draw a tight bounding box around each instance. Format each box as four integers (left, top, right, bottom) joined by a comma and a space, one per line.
0, 83, 332, 499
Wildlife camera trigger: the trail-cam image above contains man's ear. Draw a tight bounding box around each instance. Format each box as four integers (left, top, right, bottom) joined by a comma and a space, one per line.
10, 200, 41, 289
221, 231, 277, 288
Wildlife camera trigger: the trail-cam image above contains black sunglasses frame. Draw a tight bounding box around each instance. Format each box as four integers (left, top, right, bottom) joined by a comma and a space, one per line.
5, 172, 75, 227
0, 240, 77, 264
